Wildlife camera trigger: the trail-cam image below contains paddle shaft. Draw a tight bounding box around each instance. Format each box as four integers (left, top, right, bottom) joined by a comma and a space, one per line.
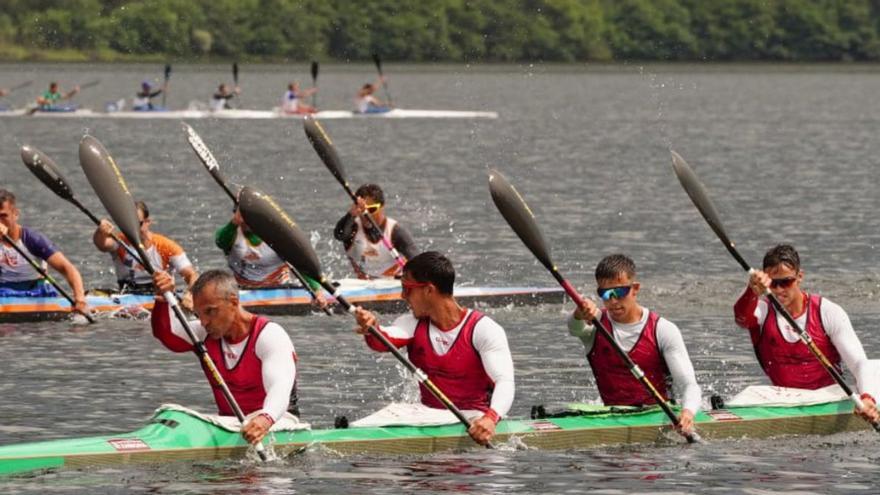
340, 183, 406, 269
372, 55, 393, 106
1, 233, 94, 323
162, 65, 171, 108
550, 270, 697, 443
311, 61, 318, 107
135, 243, 269, 458
66, 196, 145, 266
9, 80, 33, 92
316, 278, 476, 429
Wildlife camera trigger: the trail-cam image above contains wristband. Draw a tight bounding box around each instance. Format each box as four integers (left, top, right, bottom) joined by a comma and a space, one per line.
861, 393, 875, 404
484, 408, 501, 424
257, 412, 275, 427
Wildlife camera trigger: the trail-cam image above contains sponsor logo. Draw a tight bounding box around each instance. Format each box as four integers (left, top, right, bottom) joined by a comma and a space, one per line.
107, 438, 150, 451
706, 410, 742, 422
528, 420, 561, 431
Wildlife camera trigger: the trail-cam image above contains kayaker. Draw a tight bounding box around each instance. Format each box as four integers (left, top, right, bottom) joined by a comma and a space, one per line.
355, 78, 390, 114
210, 83, 240, 111
333, 183, 417, 279
280, 81, 317, 114
352, 251, 514, 446
215, 205, 327, 306
93, 201, 198, 294
568, 254, 701, 437
734, 244, 880, 422
0, 189, 89, 314
133, 80, 166, 111
151, 269, 299, 446
36, 82, 79, 109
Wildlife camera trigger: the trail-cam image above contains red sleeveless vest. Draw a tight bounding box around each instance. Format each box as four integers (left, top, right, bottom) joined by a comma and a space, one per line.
407, 310, 494, 411
587, 310, 671, 406
751, 293, 841, 389
203, 316, 298, 416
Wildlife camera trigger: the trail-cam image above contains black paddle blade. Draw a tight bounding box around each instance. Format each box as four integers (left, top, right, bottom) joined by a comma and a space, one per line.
78, 79, 101, 90
488, 169, 555, 272
372, 53, 382, 73
303, 117, 348, 187
238, 187, 323, 281
164, 64, 172, 80
78, 136, 147, 265
311, 61, 319, 81
183, 123, 220, 173
669, 150, 736, 249
20, 145, 75, 201
232, 62, 239, 83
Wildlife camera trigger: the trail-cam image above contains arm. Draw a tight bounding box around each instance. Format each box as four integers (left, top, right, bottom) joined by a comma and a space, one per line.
46, 251, 87, 310
822, 301, 878, 397
64, 86, 80, 99
390, 223, 418, 260
215, 222, 237, 254
656, 319, 702, 415
734, 287, 762, 330
254, 323, 297, 421
567, 298, 601, 349
353, 308, 415, 351
150, 272, 207, 351
468, 318, 515, 445
334, 213, 357, 245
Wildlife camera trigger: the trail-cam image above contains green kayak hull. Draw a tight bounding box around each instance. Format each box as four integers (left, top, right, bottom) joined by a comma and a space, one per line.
0, 400, 866, 477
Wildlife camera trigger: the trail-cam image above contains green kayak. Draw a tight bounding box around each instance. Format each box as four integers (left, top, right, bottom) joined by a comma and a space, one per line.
0, 398, 866, 477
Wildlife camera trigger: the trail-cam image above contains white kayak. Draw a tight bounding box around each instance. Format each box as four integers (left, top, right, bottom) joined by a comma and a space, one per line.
0, 107, 499, 120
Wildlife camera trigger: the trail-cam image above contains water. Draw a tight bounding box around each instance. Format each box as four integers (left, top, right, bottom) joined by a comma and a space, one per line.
1, 63, 880, 493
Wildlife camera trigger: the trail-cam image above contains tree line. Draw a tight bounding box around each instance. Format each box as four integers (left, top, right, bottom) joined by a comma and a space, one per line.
2, 0, 880, 62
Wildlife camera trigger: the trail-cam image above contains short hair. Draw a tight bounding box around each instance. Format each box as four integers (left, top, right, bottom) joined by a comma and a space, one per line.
0, 189, 16, 207
403, 251, 454, 295
192, 269, 239, 299
355, 184, 385, 205
763, 244, 800, 271
595, 254, 637, 282
135, 201, 149, 220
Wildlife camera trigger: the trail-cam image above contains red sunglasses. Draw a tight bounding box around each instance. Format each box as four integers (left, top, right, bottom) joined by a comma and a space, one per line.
401, 279, 431, 291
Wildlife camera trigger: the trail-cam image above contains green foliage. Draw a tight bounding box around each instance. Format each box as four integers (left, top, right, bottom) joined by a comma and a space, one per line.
3, 0, 880, 61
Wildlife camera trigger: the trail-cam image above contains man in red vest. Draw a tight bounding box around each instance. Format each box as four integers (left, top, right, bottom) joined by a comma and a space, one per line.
353, 251, 514, 446
151, 269, 299, 445
569, 254, 701, 437
735, 244, 879, 422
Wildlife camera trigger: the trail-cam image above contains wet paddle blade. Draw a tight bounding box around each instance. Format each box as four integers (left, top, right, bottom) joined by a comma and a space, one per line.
182, 123, 237, 203
238, 187, 323, 281
311, 61, 319, 82
20, 145, 75, 201
488, 169, 555, 272
303, 117, 348, 188
78, 136, 147, 266
232, 63, 239, 85
372, 54, 382, 74
669, 150, 736, 251
164, 64, 172, 81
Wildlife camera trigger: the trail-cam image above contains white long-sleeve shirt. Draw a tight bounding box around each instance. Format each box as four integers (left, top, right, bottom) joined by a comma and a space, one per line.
368, 310, 515, 418
567, 307, 702, 413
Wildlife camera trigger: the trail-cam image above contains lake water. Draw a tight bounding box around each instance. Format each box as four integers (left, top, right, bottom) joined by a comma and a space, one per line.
1, 62, 880, 493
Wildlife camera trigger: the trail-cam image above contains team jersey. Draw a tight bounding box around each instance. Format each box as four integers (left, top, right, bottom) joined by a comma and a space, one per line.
109, 232, 192, 288
0, 227, 57, 285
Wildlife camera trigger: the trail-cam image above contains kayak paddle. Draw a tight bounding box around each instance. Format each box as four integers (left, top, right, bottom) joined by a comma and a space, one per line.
488, 168, 698, 443
371, 54, 393, 107
670, 150, 880, 433
303, 116, 406, 269
310, 61, 319, 108
181, 123, 331, 315
161, 64, 171, 108
20, 145, 144, 266
78, 135, 269, 460
8, 80, 33, 92
238, 186, 487, 445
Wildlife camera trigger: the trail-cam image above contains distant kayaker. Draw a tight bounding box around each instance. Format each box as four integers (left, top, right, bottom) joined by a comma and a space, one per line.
151, 269, 300, 446
36, 82, 79, 109
353, 251, 514, 446
280, 81, 317, 114
568, 254, 701, 437
133, 80, 167, 111
355, 78, 390, 113
215, 204, 327, 306
333, 183, 418, 279
93, 201, 198, 294
0, 87, 8, 97
210, 83, 240, 111
0, 189, 89, 314
735, 244, 880, 422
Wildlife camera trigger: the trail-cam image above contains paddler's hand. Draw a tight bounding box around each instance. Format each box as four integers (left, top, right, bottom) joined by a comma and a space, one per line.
152, 270, 175, 299
353, 306, 377, 335
676, 409, 695, 437
181, 290, 194, 312
855, 394, 880, 423
468, 415, 497, 446
0, 223, 8, 237
311, 291, 329, 309
73, 297, 89, 316
748, 270, 771, 296
242, 413, 273, 445
349, 196, 367, 217
97, 218, 115, 236
573, 298, 600, 321
231, 207, 245, 227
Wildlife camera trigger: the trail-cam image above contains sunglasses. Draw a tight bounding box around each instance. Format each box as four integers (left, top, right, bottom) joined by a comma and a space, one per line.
401, 279, 431, 291
770, 277, 797, 289
365, 203, 382, 214
596, 285, 632, 301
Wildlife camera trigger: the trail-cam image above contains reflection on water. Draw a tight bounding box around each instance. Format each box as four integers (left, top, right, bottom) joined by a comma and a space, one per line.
1, 63, 880, 492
